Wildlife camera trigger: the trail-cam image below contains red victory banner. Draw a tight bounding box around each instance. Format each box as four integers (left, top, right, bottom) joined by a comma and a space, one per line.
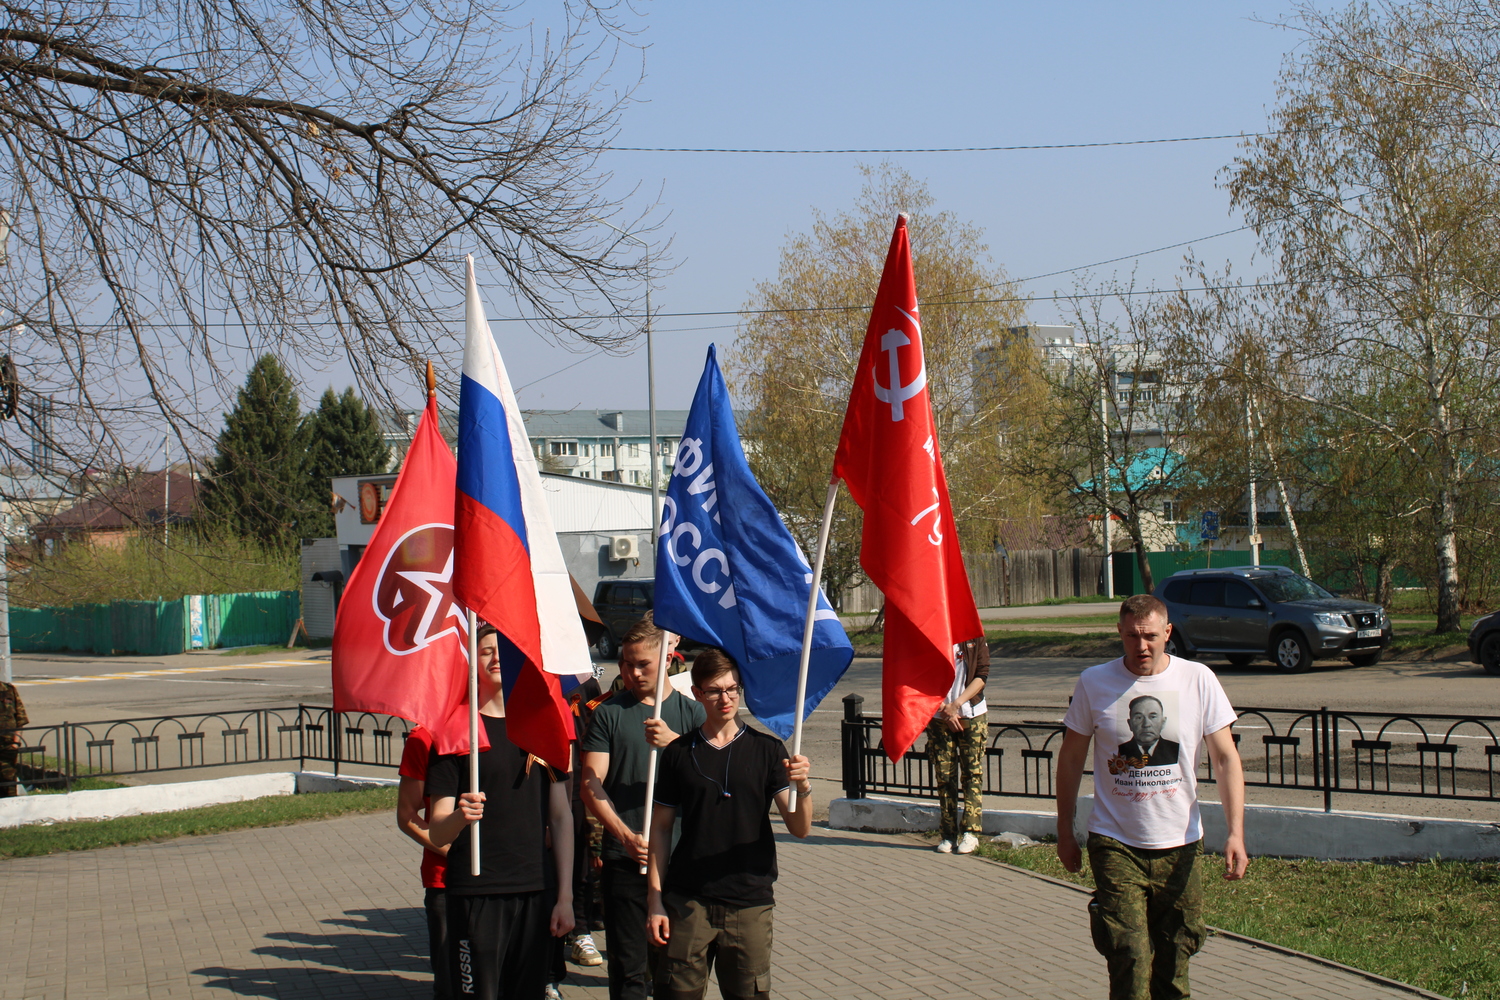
831, 214, 983, 761
332, 394, 487, 755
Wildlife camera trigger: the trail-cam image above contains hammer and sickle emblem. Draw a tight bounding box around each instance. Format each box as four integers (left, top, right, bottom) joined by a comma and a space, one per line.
910, 487, 943, 546
872, 307, 927, 421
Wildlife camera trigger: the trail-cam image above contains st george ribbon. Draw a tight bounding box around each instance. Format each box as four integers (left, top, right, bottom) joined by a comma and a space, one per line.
652, 345, 853, 739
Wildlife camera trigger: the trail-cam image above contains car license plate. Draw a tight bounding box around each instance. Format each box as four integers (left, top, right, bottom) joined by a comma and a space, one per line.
1356, 628, 1381, 638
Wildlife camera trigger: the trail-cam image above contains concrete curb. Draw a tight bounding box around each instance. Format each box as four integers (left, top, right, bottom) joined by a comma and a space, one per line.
829, 795, 1500, 861
0, 770, 397, 828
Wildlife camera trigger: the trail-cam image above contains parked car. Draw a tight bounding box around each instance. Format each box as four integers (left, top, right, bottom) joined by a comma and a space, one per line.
591, 579, 654, 658
1153, 565, 1390, 673
1468, 610, 1500, 676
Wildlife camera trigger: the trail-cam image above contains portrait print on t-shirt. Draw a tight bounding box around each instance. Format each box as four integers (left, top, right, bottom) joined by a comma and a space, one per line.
1062, 655, 1237, 849
1104, 689, 1185, 802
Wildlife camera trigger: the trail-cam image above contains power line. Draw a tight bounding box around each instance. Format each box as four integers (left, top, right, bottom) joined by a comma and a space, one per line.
1010, 225, 1252, 286
605, 132, 1262, 155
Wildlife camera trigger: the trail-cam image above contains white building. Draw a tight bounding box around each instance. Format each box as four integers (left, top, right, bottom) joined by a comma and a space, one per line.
301, 471, 658, 639
378, 408, 688, 486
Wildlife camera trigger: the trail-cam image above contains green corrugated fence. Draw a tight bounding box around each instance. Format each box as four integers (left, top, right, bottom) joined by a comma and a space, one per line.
11, 590, 299, 655
201, 591, 301, 649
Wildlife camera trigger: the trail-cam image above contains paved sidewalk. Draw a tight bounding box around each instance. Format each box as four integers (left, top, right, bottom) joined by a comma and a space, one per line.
1, 813, 1433, 999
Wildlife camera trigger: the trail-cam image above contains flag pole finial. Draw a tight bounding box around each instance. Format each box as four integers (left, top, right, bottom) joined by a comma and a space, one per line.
425, 360, 436, 397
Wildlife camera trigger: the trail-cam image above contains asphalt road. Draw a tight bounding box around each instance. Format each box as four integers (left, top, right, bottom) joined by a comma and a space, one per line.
13, 644, 1497, 730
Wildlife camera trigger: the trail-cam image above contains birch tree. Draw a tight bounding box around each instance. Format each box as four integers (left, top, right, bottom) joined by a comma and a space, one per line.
1226, 0, 1500, 632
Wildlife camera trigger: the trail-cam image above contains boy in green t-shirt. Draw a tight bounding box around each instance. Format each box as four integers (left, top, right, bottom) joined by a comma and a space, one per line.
581, 614, 705, 1000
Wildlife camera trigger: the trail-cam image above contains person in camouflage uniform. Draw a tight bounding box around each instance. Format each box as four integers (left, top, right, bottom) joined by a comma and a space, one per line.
925, 637, 991, 853
0, 680, 29, 797
1056, 594, 1247, 1000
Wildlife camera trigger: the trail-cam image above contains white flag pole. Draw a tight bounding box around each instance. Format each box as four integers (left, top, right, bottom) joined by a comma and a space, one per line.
467, 609, 481, 876
639, 629, 674, 874
789, 479, 841, 812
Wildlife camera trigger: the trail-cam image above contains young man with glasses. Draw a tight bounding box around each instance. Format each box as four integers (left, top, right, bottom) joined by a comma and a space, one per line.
645, 648, 812, 1000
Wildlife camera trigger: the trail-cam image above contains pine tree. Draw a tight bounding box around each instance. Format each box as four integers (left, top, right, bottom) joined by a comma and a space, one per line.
203, 355, 312, 547
300, 388, 390, 537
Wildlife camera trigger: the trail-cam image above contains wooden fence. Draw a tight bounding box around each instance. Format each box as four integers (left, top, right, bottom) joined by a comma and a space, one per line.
840, 548, 1106, 613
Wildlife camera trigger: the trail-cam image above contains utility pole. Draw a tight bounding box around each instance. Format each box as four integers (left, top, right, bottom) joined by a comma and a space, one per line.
1100, 361, 1113, 599
584, 217, 658, 552
1246, 397, 1259, 566
163, 434, 171, 549
0, 209, 10, 683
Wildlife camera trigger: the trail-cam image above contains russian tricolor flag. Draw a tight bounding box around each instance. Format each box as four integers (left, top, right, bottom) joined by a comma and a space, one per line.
453, 256, 592, 768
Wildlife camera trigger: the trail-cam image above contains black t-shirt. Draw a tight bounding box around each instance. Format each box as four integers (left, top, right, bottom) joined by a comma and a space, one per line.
426, 715, 567, 896
653, 725, 790, 908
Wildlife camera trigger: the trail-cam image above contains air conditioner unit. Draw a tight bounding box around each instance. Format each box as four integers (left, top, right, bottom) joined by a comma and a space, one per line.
609, 535, 639, 561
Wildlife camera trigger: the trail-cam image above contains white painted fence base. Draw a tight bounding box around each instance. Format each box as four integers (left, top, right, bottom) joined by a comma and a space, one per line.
0, 771, 397, 829
828, 795, 1500, 861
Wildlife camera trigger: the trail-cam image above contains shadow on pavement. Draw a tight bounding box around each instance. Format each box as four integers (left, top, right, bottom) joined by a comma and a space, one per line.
195, 907, 432, 997
193, 965, 427, 998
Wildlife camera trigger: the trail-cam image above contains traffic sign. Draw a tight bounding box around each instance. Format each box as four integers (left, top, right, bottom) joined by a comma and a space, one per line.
1200, 510, 1220, 541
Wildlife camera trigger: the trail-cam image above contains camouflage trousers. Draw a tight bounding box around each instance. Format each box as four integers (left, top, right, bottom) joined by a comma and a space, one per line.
0, 753, 18, 798
925, 715, 987, 840
1086, 834, 1206, 1000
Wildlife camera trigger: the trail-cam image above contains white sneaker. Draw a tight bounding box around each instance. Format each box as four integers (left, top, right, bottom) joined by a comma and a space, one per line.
544, 984, 563, 1000
936, 838, 955, 853
570, 934, 603, 967
956, 833, 979, 854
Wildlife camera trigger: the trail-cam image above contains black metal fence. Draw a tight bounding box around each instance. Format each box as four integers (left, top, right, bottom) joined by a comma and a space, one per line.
3, 705, 414, 793
840, 694, 1500, 811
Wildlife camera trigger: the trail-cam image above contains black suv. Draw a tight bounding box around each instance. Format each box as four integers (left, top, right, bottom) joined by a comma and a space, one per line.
1154, 566, 1390, 673
591, 579, 654, 658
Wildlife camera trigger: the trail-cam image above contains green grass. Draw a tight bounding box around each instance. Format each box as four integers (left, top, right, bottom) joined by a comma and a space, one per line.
28, 775, 129, 793
1032, 595, 1123, 607
1388, 630, 1469, 655
975, 839, 1500, 1000
984, 629, 1118, 644
0, 787, 397, 860
990, 614, 1121, 626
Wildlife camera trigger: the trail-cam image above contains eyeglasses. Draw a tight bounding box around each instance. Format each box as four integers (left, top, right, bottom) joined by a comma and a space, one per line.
699, 684, 741, 701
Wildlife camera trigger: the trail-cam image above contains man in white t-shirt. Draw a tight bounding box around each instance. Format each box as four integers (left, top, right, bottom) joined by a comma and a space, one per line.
1056, 593, 1248, 1000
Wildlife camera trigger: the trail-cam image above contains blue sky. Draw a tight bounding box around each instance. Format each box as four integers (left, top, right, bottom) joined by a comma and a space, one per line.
483, 1, 1305, 412
247, 1, 1309, 420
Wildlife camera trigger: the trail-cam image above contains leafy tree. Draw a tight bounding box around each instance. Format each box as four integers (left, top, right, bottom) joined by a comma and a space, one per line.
1224, 0, 1500, 631
725, 164, 1038, 606
301, 387, 389, 537
202, 355, 312, 547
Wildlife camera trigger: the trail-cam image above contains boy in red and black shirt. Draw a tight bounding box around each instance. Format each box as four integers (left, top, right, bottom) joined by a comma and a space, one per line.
398, 725, 452, 1000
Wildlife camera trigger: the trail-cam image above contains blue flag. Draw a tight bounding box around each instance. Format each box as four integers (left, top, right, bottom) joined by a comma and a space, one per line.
652, 346, 854, 739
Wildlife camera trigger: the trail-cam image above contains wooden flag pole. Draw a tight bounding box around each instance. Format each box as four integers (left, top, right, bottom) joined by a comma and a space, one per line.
788, 478, 841, 812
467, 608, 481, 876
638, 629, 674, 874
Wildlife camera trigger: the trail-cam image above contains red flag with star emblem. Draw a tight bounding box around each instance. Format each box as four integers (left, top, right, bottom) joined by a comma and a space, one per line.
831, 214, 983, 762
332, 396, 489, 755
